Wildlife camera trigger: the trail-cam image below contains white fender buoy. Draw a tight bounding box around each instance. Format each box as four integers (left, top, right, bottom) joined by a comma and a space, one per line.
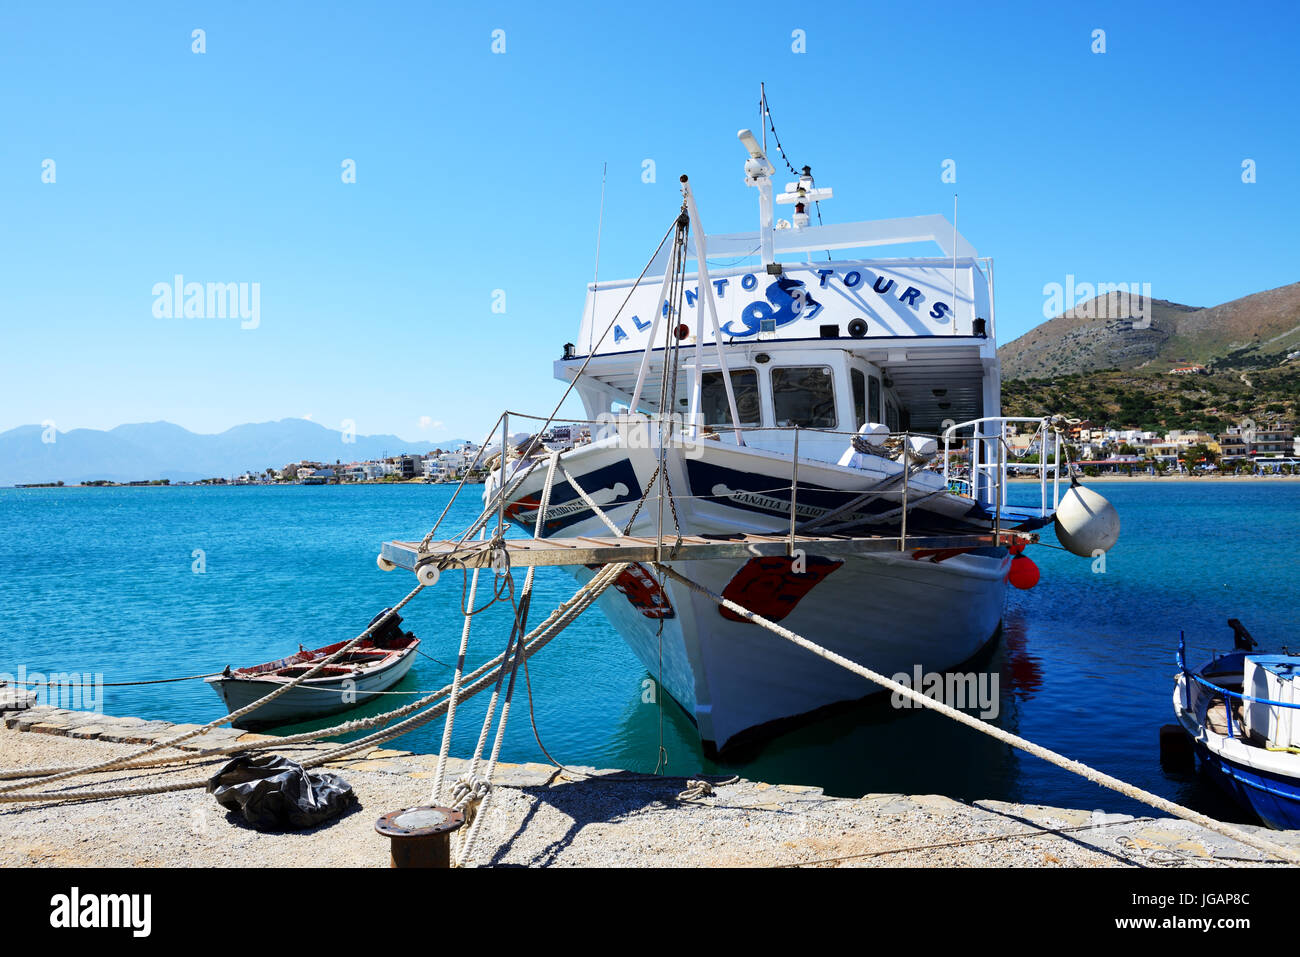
377, 554, 396, 571
1054, 480, 1120, 557
904, 435, 938, 465
838, 423, 891, 467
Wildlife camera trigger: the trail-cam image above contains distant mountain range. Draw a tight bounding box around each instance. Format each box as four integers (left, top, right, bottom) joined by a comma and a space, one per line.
999, 281, 1300, 380
0, 419, 467, 486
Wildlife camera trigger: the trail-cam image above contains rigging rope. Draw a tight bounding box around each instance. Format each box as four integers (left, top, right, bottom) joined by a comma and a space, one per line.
0, 590, 426, 795
6, 672, 220, 687
0, 562, 632, 804
656, 563, 1300, 867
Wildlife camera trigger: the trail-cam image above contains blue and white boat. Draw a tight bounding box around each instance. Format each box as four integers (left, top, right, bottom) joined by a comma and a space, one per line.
1174, 623, 1300, 829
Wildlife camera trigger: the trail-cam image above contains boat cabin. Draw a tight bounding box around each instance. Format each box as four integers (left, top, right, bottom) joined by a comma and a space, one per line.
555, 135, 1003, 467
558, 249, 1001, 466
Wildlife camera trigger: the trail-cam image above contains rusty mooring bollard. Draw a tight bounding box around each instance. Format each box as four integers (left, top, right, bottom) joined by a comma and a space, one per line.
375, 805, 465, 868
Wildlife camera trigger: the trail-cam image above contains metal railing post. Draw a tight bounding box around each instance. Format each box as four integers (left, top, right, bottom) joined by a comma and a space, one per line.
789, 426, 799, 556
1039, 420, 1047, 517
1054, 426, 1062, 509
899, 431, 909, 551
498, 413, 508, 537
995, 436, 1004, 544
942, 429, 951, 490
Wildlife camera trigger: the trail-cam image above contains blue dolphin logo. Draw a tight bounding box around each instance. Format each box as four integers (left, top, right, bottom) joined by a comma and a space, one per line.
721, 276, 821, 338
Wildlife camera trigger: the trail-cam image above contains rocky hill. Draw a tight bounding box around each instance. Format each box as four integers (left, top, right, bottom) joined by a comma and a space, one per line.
999, 281, 1300, 380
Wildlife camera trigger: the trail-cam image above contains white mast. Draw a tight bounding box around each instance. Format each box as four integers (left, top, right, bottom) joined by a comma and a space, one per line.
681, 177, 744, 446
738, 128, 776, 266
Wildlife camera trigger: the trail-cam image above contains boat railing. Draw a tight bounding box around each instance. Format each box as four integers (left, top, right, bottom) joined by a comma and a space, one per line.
514, 410, 954, 461
1177, 634, 1300, 742
941, 417, 1062, 517
410, 407, 1040, 580
472, 411, 1023, 558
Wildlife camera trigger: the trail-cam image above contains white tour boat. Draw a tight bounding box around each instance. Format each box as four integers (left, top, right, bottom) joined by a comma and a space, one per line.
383, 119, 1117, 757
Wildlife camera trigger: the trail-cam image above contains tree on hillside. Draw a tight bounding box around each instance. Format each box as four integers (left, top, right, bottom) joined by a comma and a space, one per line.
1184, 443, 1218, 468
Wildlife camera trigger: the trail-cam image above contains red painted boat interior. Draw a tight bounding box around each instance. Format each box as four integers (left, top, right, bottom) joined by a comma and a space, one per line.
233, 634, 419, 680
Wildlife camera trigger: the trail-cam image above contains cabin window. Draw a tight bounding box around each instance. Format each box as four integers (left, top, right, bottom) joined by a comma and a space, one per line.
851, 369, 866, 430
772, 366, 836, 429
701, 369, 761, 426
886, 400, 899, 433
868, 376, 881, 423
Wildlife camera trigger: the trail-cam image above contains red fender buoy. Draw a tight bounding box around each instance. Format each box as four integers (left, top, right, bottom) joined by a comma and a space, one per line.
1008, 553, 1040, 590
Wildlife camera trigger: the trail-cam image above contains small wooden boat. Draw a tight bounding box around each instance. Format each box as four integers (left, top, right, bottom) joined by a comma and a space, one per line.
206, 609, 420, 729
1173, 620, 1300, 829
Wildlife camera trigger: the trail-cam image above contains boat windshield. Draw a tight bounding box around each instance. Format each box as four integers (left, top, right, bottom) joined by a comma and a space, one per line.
772, 365, 836, 429
701, 369, 761, 426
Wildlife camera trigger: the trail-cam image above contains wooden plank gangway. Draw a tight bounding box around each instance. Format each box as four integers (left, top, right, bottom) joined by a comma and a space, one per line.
380, 530, 1038, 572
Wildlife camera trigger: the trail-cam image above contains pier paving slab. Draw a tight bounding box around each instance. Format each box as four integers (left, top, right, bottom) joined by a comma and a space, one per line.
64, 724, 117, 741
1, 714, 1297, 869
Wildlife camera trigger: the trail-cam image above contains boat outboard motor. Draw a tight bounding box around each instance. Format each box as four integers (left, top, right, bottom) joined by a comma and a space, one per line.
1228, 618, 1258, 651
839, 423, 891, 468
367, 607, 410, 648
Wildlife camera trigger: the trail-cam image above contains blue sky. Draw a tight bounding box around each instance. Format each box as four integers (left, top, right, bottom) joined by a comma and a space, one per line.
2, 1, 1296, 443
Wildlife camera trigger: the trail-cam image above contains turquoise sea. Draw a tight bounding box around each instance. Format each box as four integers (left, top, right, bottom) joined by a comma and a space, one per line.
2, 480, 1297, 819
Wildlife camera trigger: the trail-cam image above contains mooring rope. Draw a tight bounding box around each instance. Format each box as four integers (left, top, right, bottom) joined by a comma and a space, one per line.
450, 452, 561, 865
0, 589, 426, 792
0, 563, 631, 804
294, 561, 627, 776
430, 528, 487, 802
656, 563, 1300, 867
5, 671, 220, 687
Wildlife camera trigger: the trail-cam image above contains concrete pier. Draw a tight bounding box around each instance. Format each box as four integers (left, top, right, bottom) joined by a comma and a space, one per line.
1, 704, 1297, 868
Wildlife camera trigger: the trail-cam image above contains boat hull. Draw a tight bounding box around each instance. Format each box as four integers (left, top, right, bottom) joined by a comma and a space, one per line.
1174, 667, 1300, 830
497, 438, 1011, 754
1192, 740, 1300, 830
207, 646, 417, 730
575, 548, 1007, 755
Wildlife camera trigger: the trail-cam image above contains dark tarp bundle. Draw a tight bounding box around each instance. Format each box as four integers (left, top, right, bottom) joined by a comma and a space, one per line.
207, 753, 358, 831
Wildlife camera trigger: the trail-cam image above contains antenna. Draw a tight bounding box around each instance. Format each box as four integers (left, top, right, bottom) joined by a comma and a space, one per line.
587, 162, 607, 353
952, 193, 958, 333
760, 81, 767, 154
